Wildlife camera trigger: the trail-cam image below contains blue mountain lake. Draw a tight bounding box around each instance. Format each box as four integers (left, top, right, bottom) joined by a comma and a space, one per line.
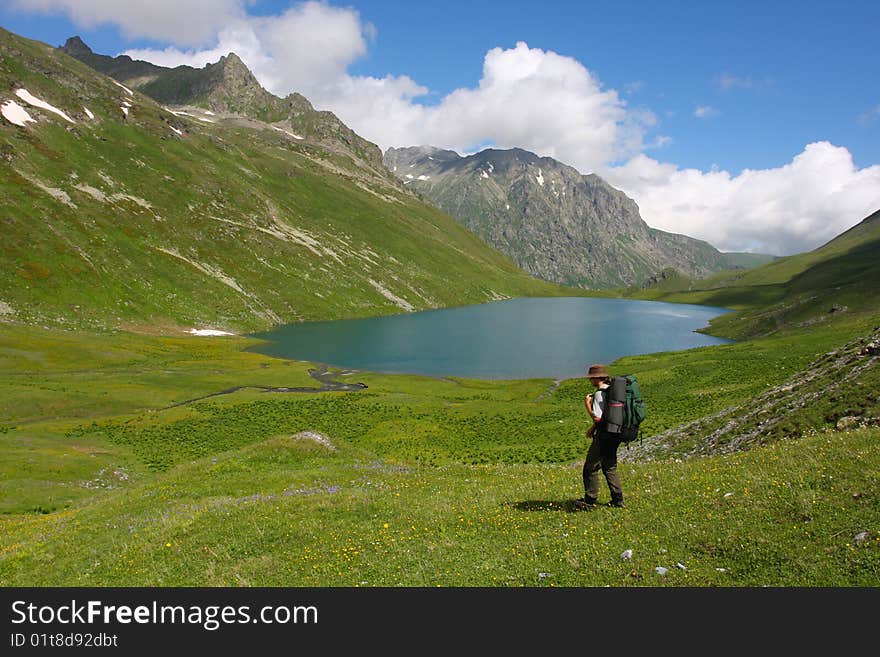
248, 297, 733, 380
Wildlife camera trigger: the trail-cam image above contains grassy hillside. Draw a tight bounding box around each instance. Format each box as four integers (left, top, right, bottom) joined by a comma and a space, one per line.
629, 210, 880, 339
721, 252, 777, 269
0, 28, 566, 333
1, 314, 876, 586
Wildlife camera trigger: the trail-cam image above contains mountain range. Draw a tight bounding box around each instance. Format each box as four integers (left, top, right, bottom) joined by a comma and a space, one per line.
59, 36, 389, 183
3, 27, 865, 338
0, 28, 561, 332
61, 36, 765, 291
50, 30, 878, 379
384, 146, 765, 288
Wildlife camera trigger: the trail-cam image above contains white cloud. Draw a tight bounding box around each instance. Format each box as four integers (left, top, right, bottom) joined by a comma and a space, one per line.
125, 23, 652, 172
11, 0, 245, 46
694, 105, 719, 118
320, 42, 651, 172
604, 142, 880, 255
122, 2, 369, 97
123, 24, 264, 70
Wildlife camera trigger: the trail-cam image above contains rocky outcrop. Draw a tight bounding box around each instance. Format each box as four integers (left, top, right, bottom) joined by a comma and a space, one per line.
385, 146, 731, 289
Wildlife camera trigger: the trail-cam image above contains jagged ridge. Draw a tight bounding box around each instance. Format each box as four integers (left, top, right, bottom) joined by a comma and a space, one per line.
385, 146, 732, 288
60, 36, 388, 177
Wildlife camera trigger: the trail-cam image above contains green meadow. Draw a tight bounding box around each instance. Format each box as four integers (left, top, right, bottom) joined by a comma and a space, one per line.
1, 312, 877, 586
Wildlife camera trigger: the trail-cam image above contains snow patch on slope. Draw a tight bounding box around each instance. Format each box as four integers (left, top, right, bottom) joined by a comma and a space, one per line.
113, 80, 134, 96
15, 89, 75, 123
165, 108, 214, 123
1, 100, 34, 127
188, 328, 234, 336
272, 126, 304, 140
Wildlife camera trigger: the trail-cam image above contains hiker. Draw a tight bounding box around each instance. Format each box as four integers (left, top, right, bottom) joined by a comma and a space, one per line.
574, 363, 626, 510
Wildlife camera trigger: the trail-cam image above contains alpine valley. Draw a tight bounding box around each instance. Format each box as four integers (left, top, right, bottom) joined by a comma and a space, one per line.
0, 25, 878, 590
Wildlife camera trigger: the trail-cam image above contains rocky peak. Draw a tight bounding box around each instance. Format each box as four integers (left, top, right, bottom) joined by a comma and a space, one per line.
205, 53, 264, 99
59, 36, 165, 84
384, 144, 730, 288
581, 173, 642, 214
284, 92, 316, 115
60, 36, 93, 57
216, 53, 256, 82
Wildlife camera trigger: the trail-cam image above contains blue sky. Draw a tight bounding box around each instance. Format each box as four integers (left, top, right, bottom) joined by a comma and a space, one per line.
354, 0, 880, 172
2, 0, 879, 254
4, 0, 877, 172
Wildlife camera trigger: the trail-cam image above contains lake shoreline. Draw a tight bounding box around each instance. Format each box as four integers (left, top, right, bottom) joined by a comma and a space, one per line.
249, 296, 733, 381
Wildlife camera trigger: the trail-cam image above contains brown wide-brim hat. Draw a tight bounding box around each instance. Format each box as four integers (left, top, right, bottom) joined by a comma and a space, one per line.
586, 364, 609, 379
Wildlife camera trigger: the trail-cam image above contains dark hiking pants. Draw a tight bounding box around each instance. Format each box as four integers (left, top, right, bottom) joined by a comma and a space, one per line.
582, 432, 624, 504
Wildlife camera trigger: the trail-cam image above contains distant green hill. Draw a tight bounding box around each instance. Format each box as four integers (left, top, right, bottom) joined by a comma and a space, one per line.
630, 209, 880, 338
0, 27, 565, 333
721, 252, 777, 269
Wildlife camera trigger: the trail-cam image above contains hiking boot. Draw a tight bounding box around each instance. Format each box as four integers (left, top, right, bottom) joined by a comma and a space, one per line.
573, 498, 598, 511
606, 499, 626, 509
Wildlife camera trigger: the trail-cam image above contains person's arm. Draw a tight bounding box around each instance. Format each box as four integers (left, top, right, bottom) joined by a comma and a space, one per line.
585, 391, 602, 437
589, 389, 604, 423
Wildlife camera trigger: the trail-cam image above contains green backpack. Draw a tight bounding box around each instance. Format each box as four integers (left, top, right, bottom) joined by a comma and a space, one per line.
603, 374, 648, 442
